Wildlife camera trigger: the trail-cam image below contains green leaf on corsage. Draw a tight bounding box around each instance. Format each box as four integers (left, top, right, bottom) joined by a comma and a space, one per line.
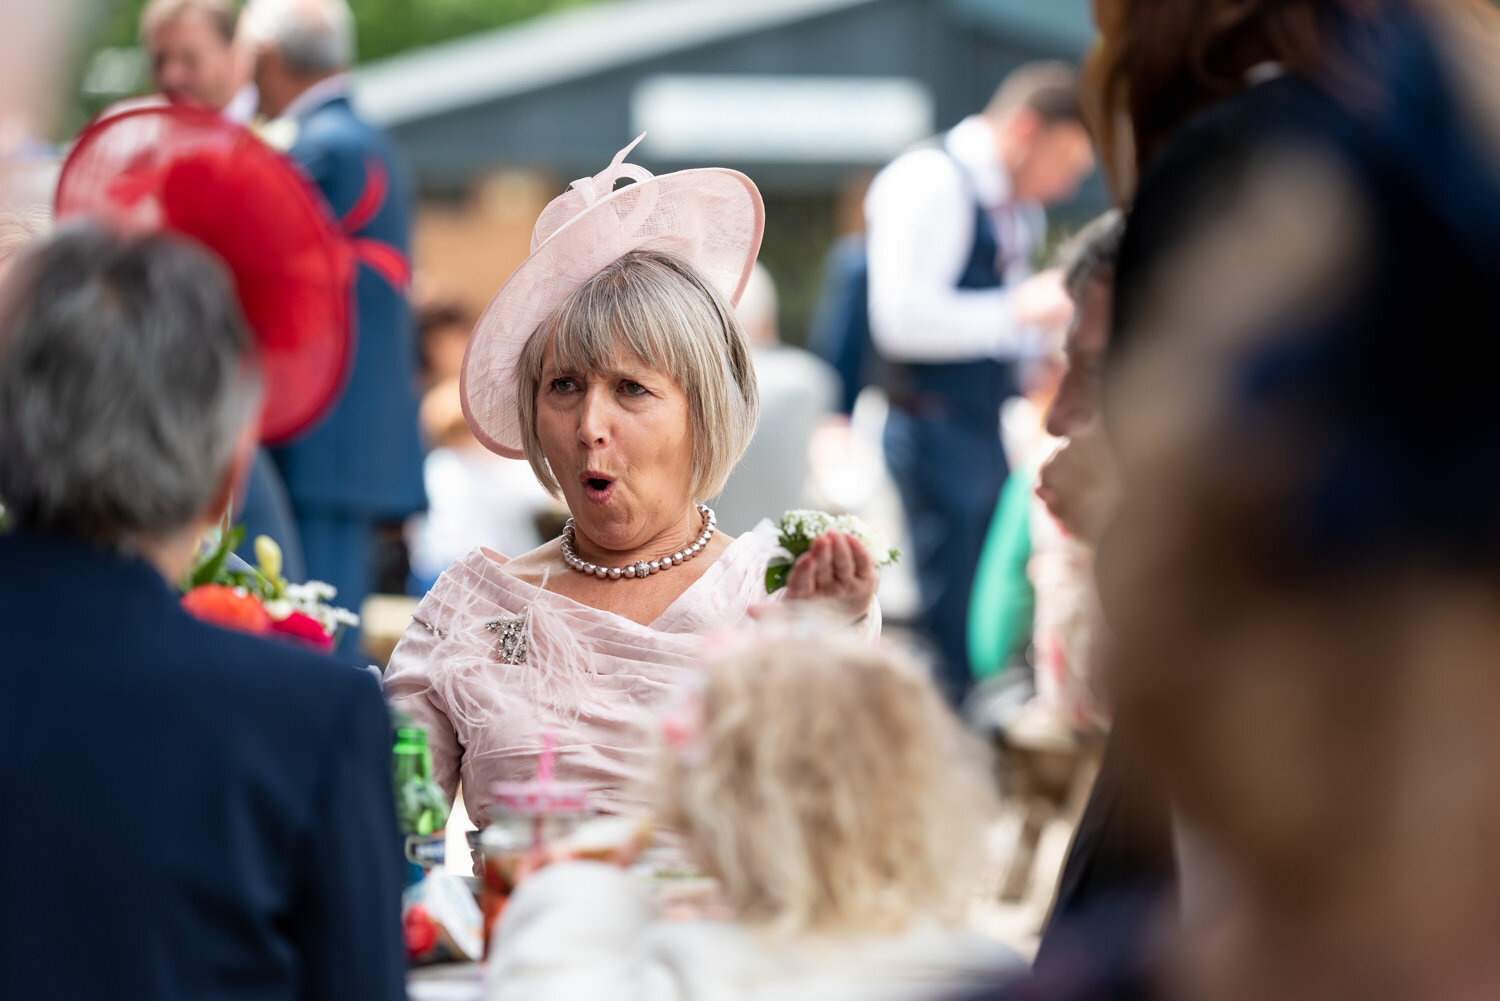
765, 556, 794, 594
187, 524, 245, 590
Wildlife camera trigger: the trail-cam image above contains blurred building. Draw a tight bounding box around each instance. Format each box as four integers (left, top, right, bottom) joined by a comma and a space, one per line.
355, 0, 1098, 342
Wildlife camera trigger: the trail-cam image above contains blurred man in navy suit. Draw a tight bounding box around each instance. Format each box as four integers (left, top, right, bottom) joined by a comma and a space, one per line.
0, 226, 406, 1001
243, 0, 428, 651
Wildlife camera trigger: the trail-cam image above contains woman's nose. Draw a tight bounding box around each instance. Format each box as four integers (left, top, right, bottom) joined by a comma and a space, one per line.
577, 387, 610, 445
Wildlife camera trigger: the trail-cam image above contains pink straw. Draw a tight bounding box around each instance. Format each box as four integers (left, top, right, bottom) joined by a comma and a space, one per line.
532, 733, 556, 852
537, 732, 555, 784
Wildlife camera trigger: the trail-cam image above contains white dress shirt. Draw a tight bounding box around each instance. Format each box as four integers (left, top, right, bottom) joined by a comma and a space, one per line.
222, 83, 260, 125
864, 116, 1047, 363
405, 446, 556, 587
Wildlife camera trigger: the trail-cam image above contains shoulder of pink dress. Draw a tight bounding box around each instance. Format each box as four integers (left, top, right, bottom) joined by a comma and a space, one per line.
408, 547, 527, 628
474, 545, 511, 567
714, 528, 780, 575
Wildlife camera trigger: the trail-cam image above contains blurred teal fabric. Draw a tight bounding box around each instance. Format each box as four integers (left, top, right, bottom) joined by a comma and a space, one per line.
968, 466, 1035, 681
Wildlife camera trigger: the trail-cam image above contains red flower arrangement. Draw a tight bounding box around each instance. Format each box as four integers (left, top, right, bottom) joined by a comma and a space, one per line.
181, 583, 274, 635
268, 609, 334, 651
180, 524, 356, 651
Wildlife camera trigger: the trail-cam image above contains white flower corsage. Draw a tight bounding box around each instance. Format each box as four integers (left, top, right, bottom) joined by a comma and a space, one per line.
765, 509, 900, 593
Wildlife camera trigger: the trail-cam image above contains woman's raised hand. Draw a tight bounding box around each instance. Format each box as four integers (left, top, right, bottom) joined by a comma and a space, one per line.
783, 531, 878, 622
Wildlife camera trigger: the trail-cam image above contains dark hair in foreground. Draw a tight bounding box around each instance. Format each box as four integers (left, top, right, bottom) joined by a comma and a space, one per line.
0, 224, 261, 546
1086, 0, 1500, 198
1099, 8, 1500, 969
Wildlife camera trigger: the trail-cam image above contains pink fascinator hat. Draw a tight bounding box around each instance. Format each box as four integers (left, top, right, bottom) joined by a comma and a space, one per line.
459, 135, 765, 458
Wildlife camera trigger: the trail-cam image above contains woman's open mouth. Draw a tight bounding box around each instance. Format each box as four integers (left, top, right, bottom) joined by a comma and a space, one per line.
580, 472, 615, 503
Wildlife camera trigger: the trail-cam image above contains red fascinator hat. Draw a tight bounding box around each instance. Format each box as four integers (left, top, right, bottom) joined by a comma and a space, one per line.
55, 105, 353, 446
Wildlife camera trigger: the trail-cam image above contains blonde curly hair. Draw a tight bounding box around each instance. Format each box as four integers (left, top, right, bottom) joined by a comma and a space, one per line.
658, 632, 997, 936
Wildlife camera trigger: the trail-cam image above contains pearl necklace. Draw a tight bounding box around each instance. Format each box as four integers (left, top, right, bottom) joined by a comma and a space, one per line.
560, 503, 717, 580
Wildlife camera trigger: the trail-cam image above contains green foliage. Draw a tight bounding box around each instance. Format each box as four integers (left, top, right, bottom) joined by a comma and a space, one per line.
83, 0, 601, 59
349, 0, 600, 63
185, 520, 246, 590
67, 0, 602, 133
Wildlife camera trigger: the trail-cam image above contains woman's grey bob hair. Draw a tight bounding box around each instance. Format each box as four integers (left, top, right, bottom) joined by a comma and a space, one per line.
515, 251, 759, 501
0, 224, 262, 546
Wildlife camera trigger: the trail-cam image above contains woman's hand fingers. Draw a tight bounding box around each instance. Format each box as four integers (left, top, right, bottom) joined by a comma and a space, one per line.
830, 531, 856, 582
848, 533, 876, 585
786, 535, 836, 600
781, 532, 876, 621
837, 533, 878, 618
815, 534, 838, 589
784, 538, 823, 600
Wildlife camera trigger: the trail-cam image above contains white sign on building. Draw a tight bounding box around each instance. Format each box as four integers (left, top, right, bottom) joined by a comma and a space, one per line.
632, 74, 935, 163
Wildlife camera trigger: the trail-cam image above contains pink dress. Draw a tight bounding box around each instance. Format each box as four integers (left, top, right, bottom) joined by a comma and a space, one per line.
385, 527, 878, 825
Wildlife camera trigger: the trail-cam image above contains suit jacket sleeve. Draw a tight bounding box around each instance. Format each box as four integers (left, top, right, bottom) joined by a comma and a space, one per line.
294, 671, 408, 1001
291, 135, 343, 217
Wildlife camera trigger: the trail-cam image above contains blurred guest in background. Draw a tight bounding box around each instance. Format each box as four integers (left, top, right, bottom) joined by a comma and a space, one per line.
1016, 214, 1120, 738
1027, 210, 1171, 967
139, 0, 304, 577
1093, 6, 1500, 995
1041, 0, 1488, 964
806, 231, 876, 415
0, 226, 404, 1001
414, 282, 477, 390
712, 263, 839, 537
406, 376, 558, 593
141, 0, 256, 122
485, 632, 1019, 1001
243, 0, 427, 647
1034, 215, 1121, 547
968, 211, 1123, 720
406, 285, 559, 592
866, 62, 1093, 704
967, 1, 1500, 997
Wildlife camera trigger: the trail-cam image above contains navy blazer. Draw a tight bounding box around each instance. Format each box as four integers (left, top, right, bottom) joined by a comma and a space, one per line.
0, 531, 407, 1001
271, 93, 427, 519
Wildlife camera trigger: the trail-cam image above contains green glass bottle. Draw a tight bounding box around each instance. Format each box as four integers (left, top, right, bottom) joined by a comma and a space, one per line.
393, 725, 448, 885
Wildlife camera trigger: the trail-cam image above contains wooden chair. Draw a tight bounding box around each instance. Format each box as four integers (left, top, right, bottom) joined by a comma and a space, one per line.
995, 723, 1103, 905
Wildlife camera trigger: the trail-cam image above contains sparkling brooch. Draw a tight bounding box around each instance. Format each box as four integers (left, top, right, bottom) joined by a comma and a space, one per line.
485, 610, 529, 665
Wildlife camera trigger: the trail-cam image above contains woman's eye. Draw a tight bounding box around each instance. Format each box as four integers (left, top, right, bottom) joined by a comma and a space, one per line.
549, 377, 578, 393
619, 380, 648, 396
